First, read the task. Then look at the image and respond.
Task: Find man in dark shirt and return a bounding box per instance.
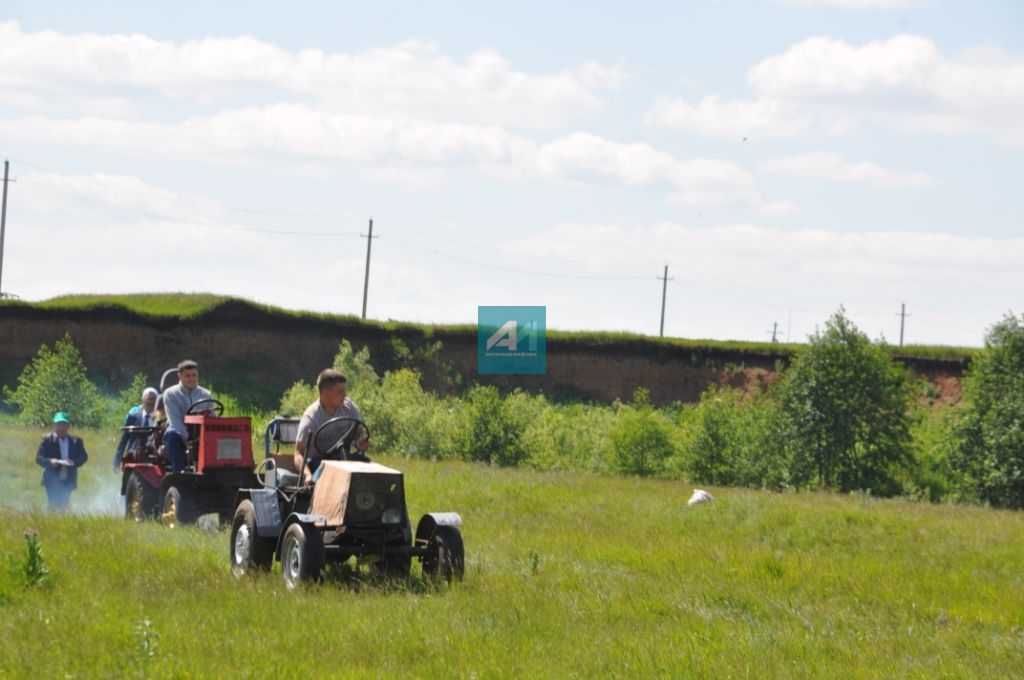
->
[36,411,89,512]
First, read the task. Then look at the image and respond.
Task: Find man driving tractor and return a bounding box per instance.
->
[162,359,214,471]
[294,368,371,483]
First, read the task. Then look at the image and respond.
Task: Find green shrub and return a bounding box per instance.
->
[524,401,614,474]
[115,373,151,419]
[949,313,1024,508]
[360,368,448,459]
[453,385,528,466]
[608,388,676,476]
[677,386,788,489]
[3,333,106,428]
[777,310,913,495]
[279,381,317,418]
[332,339,380,400]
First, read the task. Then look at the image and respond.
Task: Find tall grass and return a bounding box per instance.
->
[0,422,1021,677]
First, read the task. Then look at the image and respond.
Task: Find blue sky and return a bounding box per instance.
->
[1,0,1021,345]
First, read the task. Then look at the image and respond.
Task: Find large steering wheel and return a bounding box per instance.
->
[187,398,224,417]
[311,416,370,461]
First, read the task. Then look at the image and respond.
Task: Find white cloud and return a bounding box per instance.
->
[649,34,1024,145]
[535,132,795,213]
[0,21,624,130]
[4,112,789,212]
[646,95,812,140]
[759,152,936,187]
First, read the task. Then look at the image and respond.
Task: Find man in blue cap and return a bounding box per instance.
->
[36,411,89,511]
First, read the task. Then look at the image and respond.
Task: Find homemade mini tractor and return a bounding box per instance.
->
[230,415,465,588]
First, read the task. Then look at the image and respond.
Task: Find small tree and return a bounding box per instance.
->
[4,333,105,427]
[949,313,1024,508]
[777,310,913,495]
[609,388,676,476]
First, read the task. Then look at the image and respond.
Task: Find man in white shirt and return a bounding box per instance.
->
[294,369,370,483]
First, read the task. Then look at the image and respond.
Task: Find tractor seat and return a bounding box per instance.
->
[264,454,301,488]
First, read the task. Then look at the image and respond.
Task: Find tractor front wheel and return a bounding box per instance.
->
[161,485,198,528]
[230,500,274,577]
[422,526,465,583]
[125,472,157,522]
[281,523,324,590]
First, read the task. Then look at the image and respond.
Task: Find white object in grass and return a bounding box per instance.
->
[688,489,714,506]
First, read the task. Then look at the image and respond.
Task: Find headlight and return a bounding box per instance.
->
[355,491,376,510]
[381,507,402,524]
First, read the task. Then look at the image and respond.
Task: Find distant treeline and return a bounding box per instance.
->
[3,310,1022,508]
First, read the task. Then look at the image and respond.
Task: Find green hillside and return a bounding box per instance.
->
[1,423,1020,677]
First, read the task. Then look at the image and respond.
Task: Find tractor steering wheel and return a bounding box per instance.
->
[187,398,224,417]
[311,416,370,462]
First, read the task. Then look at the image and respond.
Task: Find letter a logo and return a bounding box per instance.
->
[486,320,518,351]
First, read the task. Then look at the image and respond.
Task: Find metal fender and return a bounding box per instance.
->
[415,512,463,545]
[235,488,284,538]
[275,512,327,560]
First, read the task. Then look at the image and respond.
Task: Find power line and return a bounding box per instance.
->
[17,179,361,237]
[12,158,367,222]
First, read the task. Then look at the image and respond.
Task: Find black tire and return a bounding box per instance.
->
[161,485,198,528]
[281,523,325,590]
[371,553,412,582]
[230,500,274,577]
[422,526,465,583]
[124,472,157,522]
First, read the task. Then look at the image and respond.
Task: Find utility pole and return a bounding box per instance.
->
[0,160,9,297]
[657,265,672,337]
[897,303,910,347]
[360,218,378,320]
[771,321,778,343]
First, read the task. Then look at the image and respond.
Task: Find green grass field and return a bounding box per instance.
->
[1,422,1021,677]
[1,292,978,361]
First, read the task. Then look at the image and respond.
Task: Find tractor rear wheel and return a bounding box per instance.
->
[125,472,157,522]
[422,526,465,583]
[161,485,198,528]
[230,500,274,577]
[281,523,324,590]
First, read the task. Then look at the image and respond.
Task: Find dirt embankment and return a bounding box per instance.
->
[0,301,967,407]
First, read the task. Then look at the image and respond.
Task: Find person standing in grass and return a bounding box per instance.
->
[36,411,89,512]
[113,387,159,471]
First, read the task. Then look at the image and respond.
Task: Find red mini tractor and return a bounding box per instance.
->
[120,397,259,527]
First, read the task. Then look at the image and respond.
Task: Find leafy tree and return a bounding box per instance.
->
[609,388,676,476]
[3,333,106,427]
[949,313,1024,508]
[777,310,913,494]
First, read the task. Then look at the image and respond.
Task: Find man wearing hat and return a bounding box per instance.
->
[35,411,90,511]
[114,387,159,471]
